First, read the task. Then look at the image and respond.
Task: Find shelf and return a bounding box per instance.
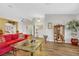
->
[54,24,65,43]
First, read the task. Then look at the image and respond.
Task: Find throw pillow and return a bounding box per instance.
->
[19,33,24,39]
[0,36,5,43]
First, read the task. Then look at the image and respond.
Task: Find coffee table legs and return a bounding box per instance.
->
[31,52,34,56]
[12,48,17,56]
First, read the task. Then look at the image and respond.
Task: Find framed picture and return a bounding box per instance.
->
[48,23,52,29]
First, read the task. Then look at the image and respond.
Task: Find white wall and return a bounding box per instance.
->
[32,17,45,37]
[18,17,33,34]
[45,14,78,43]
[18,17,27,34]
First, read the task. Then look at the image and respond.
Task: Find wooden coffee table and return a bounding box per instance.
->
[12,38,44,56]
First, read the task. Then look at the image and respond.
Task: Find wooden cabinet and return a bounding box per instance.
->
[54,24,65,43]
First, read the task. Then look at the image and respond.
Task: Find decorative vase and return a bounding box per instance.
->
[71,38,78,46]
[71,31,78,46]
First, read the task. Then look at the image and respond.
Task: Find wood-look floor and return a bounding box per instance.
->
[4,42,79,56]
[44,42,79,56]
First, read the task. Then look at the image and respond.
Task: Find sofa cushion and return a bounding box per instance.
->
[6,38,24,45]
[11,34,18,40]
[4,34,12,42]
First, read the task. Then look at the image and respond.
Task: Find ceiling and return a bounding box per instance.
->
[0,3,79,19]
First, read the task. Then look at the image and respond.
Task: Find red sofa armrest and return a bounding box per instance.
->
[24,34,30,39]
[0,46,14,55]
[0,42,9,49]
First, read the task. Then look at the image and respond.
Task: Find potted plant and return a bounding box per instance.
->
[67,20,79,45]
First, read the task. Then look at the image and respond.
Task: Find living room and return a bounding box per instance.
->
[0,3,79,56]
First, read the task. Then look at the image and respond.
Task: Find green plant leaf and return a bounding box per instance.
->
[67,20,79,32]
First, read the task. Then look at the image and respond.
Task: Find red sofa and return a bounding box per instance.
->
[0,33,29,55]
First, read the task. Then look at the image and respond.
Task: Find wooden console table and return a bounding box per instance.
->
[12,38,44,56]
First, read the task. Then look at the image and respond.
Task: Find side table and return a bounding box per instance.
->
[43,35,48,44]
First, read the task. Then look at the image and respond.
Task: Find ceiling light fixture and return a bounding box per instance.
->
[8,5,13,8]
[8,4,16,8]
